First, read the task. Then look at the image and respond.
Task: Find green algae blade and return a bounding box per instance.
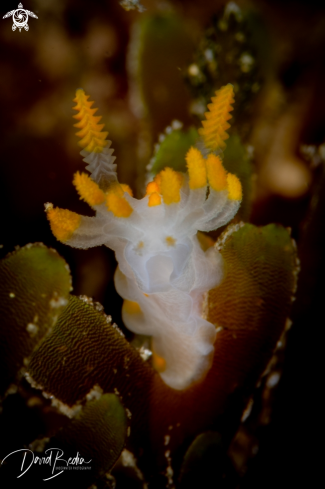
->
[150,127,198,175]
[132,13,194,136]
[27,295,153,407]
[0,243,71,394]
[207,223,298,388]
[179,432,231,489]
[55,394,127,476]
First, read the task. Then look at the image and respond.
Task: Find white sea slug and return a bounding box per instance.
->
[46,85,242,390]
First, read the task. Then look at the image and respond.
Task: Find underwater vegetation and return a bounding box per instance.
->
[0,1,324,488]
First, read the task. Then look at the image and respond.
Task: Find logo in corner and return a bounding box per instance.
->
[3,3,38,32]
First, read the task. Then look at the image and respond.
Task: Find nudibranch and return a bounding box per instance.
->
[46,84,242,390]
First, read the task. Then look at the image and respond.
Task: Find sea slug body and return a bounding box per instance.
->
[46,85,242,390]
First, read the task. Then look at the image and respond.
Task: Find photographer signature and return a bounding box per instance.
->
[1,448,92,481]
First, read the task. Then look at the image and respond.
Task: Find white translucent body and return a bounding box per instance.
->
[66,157,240,390]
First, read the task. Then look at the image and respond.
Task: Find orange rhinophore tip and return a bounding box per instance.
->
[73,89,109,153]
[146,180,161,207]
[227,173,242,201]
[73,172,106,206]
[186,147,207,189]
[106,183,133,218]
[148,192,162,207]
[206,154,227,192]
[198,84,234,152]
[159,167,183,205]
[145,181,160,196]
[45,204,81,242]
[120,183,133,197]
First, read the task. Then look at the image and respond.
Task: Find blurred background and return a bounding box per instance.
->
[0,0,324,487]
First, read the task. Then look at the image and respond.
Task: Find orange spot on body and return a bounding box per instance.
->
[165,236,176,246]
[123,300,142,314]
[152,350,166,373]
